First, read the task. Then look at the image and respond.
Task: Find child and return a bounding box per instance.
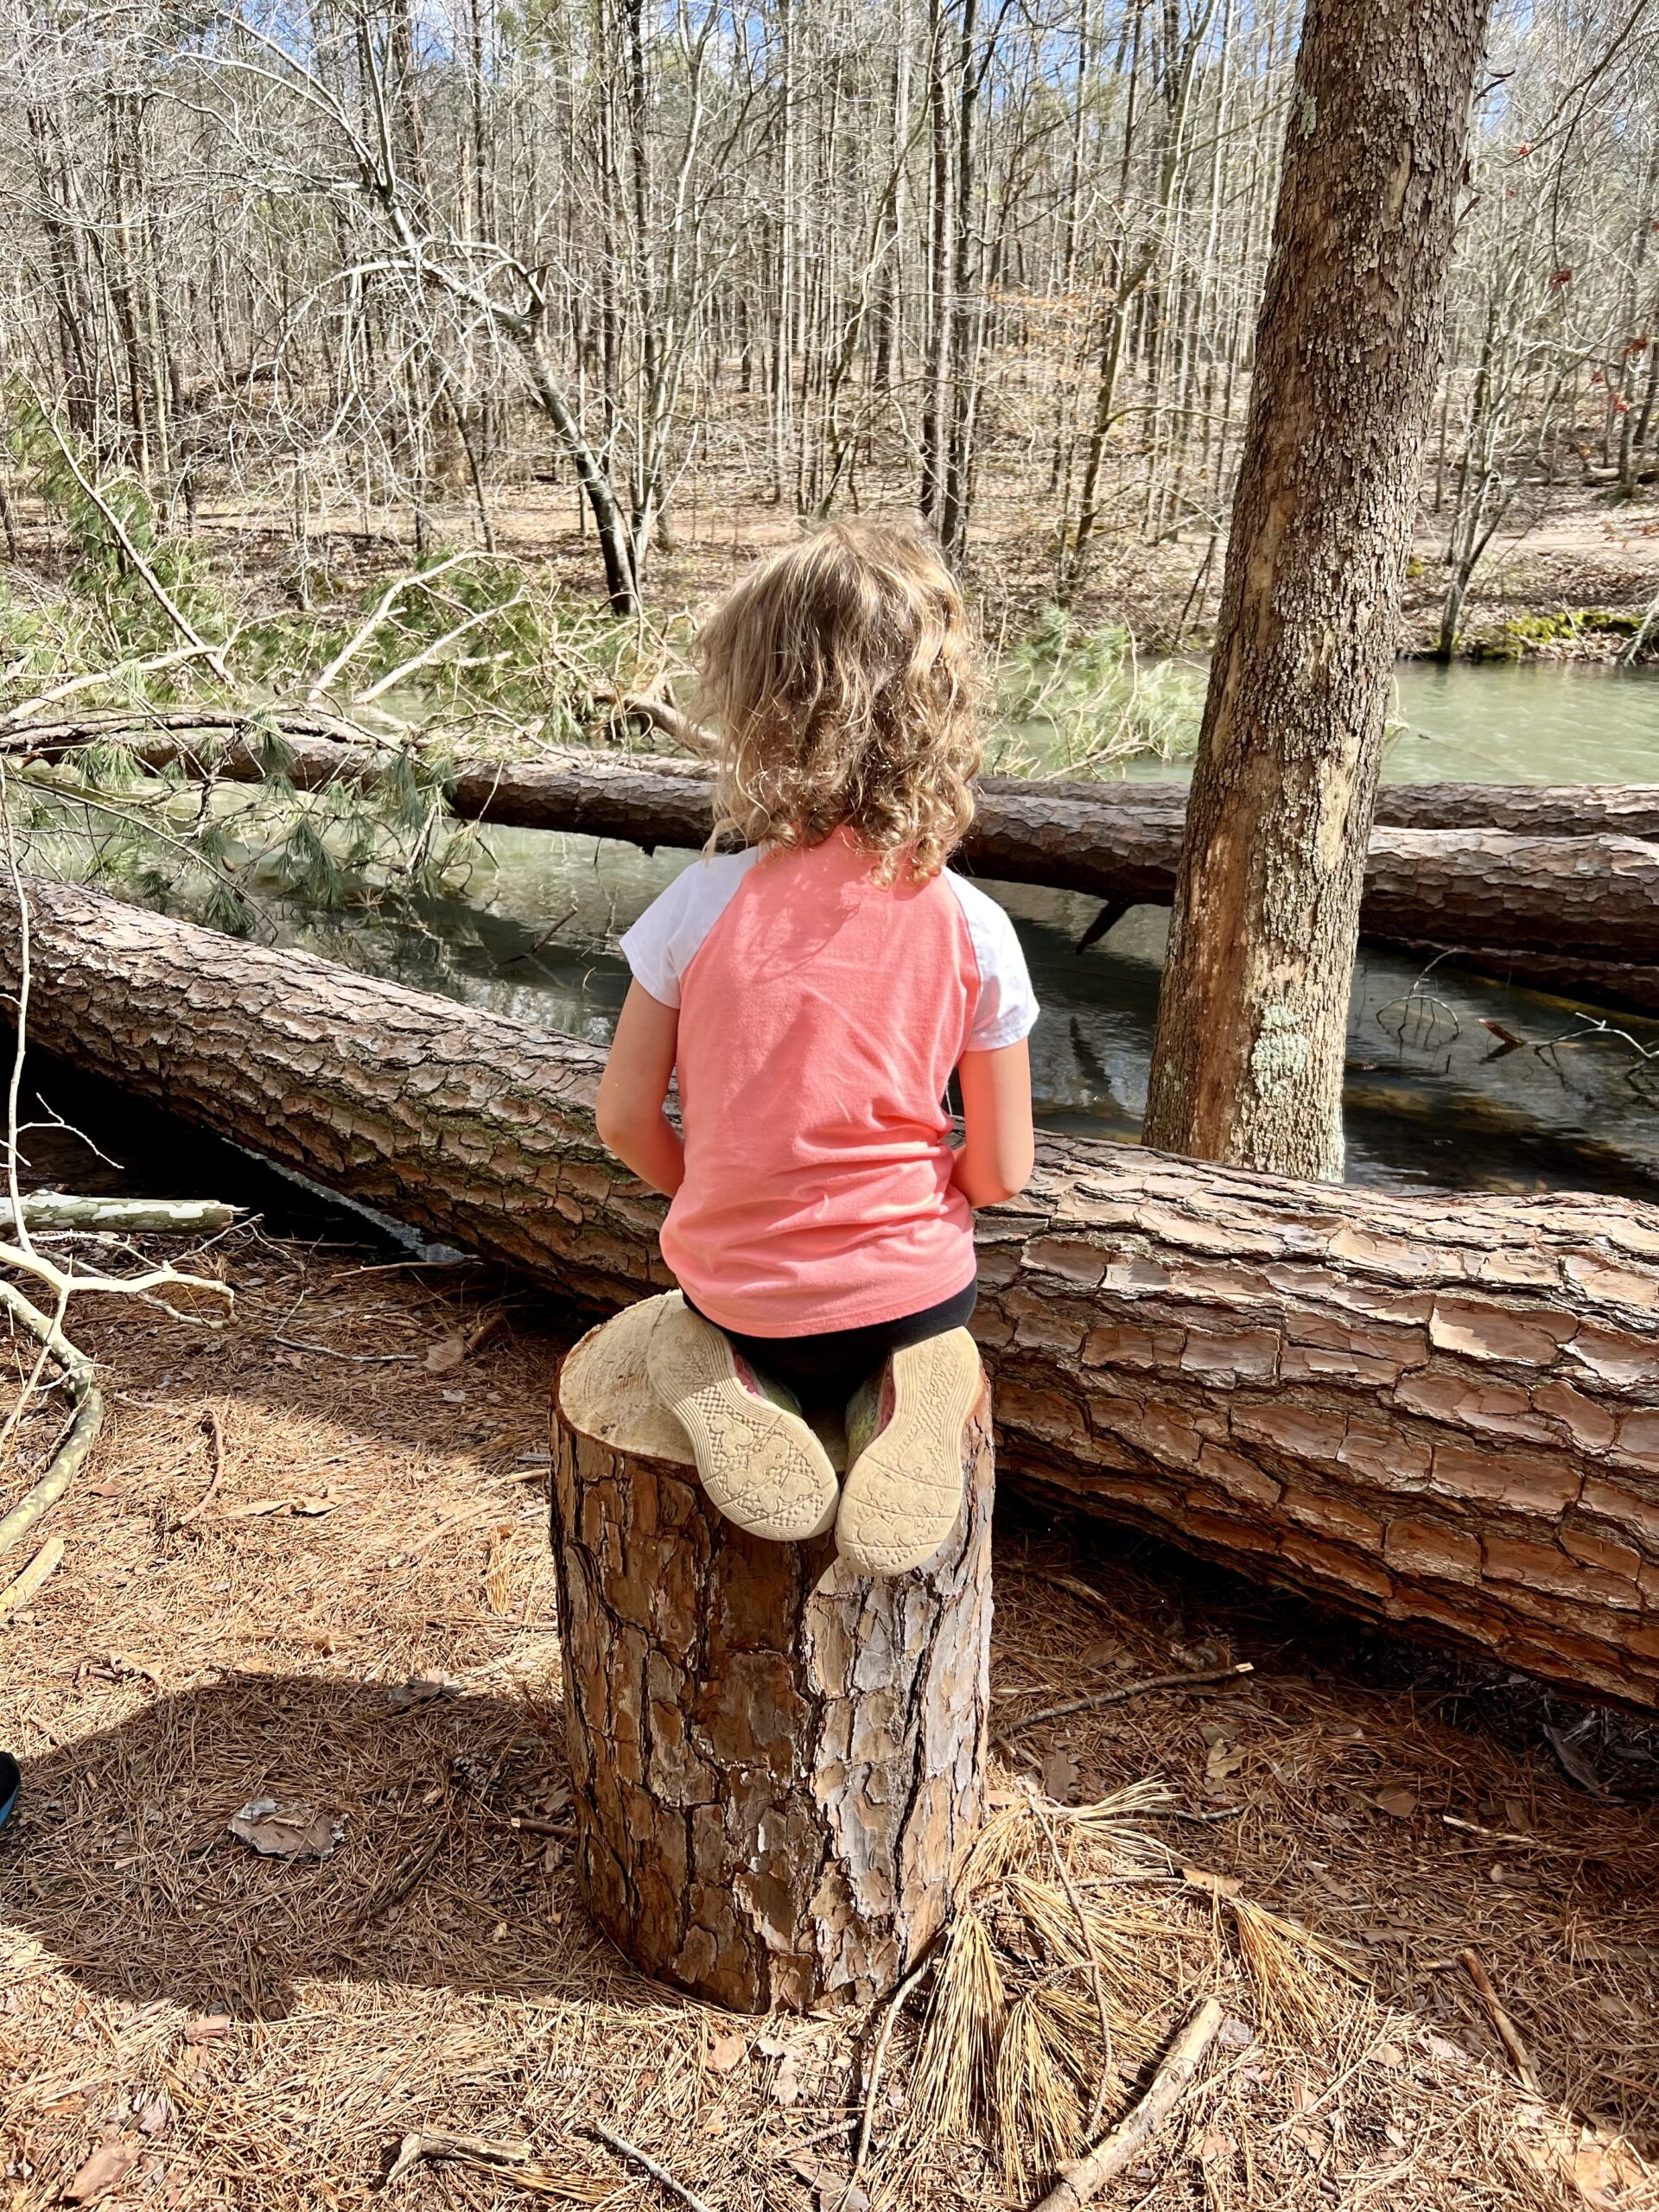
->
[594,520,1037,1575]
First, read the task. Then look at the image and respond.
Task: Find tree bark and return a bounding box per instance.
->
[550,1294,994,2012]
[11,879,1659,1712]
[17,717,1659,966]
[1143,0,1496,1179]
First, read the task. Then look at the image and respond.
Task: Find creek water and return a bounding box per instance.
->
[238,658,1659,1205]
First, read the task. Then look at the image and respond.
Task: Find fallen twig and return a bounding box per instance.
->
[1459,1948,1542,2096]
[272,1332,421,1365]
[174,1407,226,1526]
[0,1281,103,1564]
[1029,1995,1225,2211]
[353,1826,448,1929]
[591,2121,716,2212]
[384,2129,613,2201]
[847,1945,939,2192]
[0,1533,64,1620]
[994,1664,1253,1745]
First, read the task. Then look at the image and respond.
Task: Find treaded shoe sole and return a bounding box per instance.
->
[836,1328,982,1576]
[646,1299,838,1541]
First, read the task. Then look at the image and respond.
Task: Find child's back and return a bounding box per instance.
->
[596,518,1037,1574]
[622,829,1033,1337]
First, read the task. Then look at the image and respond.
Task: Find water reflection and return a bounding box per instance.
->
[270,823,1659,1203]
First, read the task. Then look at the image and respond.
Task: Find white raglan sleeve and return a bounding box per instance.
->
[617,849,758,1008]
[946,874,1040,1051]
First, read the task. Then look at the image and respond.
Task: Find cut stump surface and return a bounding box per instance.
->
[549,1294,994,2012]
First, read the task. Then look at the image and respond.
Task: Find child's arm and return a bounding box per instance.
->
[595,982,686,1196]
[952,1039,1035,1209]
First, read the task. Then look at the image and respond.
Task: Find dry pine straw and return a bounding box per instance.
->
[0,1230,1656,2212]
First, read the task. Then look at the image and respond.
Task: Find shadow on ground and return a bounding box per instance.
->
[2,1672,609,2019]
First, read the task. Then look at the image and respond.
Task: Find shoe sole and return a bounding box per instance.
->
[836,1329,982,1576]
[646,1300,838,1541]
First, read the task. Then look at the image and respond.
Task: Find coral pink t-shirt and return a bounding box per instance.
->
[619,834,1038,1337]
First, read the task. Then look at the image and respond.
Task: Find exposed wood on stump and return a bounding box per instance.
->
[12,880,1659,1709]
[18,715,1659,969]
[550,1296,994,2011]
[1142,0,1496,1178]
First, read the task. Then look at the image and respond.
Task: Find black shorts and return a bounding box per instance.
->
[683,1280,978,1410]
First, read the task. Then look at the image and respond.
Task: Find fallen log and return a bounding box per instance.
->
[16,715,1659,965]
[10,879,1659,1709]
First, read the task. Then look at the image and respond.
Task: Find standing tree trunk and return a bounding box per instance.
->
[551,1296,995,2010]
[1143,0,1494,1180]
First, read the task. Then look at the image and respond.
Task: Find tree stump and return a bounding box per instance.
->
[549,1293,994,2012]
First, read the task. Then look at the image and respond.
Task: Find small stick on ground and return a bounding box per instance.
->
[175,1407,226,1526]
[1030,1996,1225,2211]
[995,1665,1253,1746]
[591,2122,716,2212]
[0,1532,64,1620]
[1459,1948,1542,2096]
[847,1947,938,2191]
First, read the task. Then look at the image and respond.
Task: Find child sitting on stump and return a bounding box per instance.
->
[594,519,1037,1574]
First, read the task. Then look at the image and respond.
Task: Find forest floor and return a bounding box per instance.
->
[3,1225,1658,2211]
[143,478,1659,663]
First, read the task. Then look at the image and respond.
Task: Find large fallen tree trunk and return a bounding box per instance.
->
[11,878,1659,1709]
[17,715,1659,965]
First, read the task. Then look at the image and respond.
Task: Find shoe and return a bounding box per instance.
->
[836,1328,982,1576]
[646,1296,838,1541]
[0,1751,17,1829]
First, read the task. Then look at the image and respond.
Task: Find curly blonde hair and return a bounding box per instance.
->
[694,518,982,884]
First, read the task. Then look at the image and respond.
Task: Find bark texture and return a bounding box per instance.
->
[13,880,1659,1709]
[1142,0,1496,1179]
[550,1295,994,2011]
[18,715,1659,964]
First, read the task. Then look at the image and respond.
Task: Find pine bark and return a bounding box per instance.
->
[1142,0,1497,1179]
[18,718,1659,964]
[550,1297,994,2012]
[10,879,1659,1711]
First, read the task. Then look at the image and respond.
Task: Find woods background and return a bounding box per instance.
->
[6,0,1659,645]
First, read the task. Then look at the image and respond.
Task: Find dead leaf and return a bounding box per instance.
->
[704,2031,747,2074]
[221,1497,290,1519]
[772,2050,802,2107]
[786,2148,868,2209]
[137,2094,172,2136]
[64,2139,140,2202]
[426,1336,467,1374]
[290,1496,338,1517]
[1543,1723,1611,1797]
[1040,1745,1081,1802]
[1372,1786,1418,1820]
[1205,1740,1247,1782]
[1182,1865,1242,1898]
[1194,2128,1236,2165]
[226,1798,345,1861]
[182,2013,232,2044]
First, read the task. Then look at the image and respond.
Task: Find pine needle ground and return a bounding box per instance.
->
[2,1227,1656,2209]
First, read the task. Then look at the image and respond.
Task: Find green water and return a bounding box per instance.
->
[257,659,1659,1201]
